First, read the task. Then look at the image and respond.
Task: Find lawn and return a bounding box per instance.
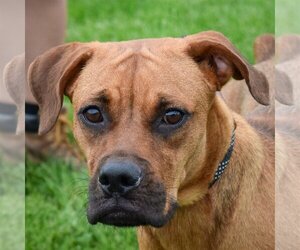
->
[26,0,274,249]
[0,160,25,250]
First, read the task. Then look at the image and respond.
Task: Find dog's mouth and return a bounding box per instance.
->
[88,202,140,227]
[87,196,177,227]
[87,171,178,227]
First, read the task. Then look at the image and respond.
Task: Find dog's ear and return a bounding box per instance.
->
[277,35,300,63]
[253,34,275,63]
[275,69,294,105]
[185,31,269,105]
[28,42,94,135]
[3,54,26,134]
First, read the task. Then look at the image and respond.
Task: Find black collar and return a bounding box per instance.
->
[209,124,236,188]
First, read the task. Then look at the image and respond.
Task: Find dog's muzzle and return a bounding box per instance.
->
[87,154,177,227]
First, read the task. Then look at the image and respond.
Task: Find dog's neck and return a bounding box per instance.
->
[177,96,237,205]
[144,96,268,250]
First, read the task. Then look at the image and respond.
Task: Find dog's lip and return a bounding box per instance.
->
[87,196,178,227]
[99,209,140,226]
[87,201,141,224]
[101,204,139,217]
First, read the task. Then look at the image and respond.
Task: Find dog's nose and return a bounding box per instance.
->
[99,160,142,196]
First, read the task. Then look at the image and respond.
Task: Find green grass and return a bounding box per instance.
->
[26,0,274,249]
[67,0,274,63]
[276,0,300,35]
[26,159,137,250]
[0,160,25,250]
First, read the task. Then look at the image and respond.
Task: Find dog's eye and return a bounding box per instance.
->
[83,107,103,123]
[152,108,189,136]
[163,110,184,125]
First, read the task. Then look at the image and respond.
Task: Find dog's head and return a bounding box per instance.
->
[28,31,269,227]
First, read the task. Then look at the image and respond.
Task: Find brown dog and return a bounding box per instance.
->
[28,31,274,249]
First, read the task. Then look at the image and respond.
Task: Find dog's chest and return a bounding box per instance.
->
[150,202,215,250]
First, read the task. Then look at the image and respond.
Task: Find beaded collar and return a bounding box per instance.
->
[209,124,236,188]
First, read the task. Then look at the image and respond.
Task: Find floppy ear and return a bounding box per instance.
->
[275,69,294,105]
[185,31,269,105]
[253,34,275,63]
[28,42,94,135]
[3,54,25,134]
[276,35,300,63]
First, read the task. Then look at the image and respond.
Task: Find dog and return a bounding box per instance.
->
[28,31,274,249]
[274,35,300,249]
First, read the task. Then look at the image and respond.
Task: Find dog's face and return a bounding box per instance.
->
[28,31,269,227]
[71,39,213,227]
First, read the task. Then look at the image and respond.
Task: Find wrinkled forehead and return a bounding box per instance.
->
[72,38,209,111]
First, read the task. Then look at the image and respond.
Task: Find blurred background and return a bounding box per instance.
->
[0,1,25,250]
[24,0,274,249]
